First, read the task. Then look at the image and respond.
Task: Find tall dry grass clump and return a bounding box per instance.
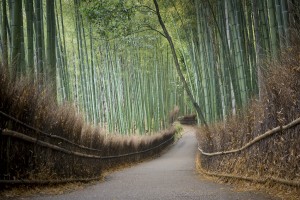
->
[168,106,179,124]
[0,70,176,185]
[196,34,300,194]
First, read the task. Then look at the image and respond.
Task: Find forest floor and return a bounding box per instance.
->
[9,126,277,200]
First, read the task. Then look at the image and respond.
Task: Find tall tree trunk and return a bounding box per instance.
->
[152,0,208,127]
[58,0,71,101]
[281,0,289,46]
[11,0,24,80]
[253,0,266,100]
[35,0,44,83]
[268,0,279,57]
[46,0,57,99]
[25,0,34,78]
[1,0,8,70]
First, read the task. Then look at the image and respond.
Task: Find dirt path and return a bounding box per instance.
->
[24,127,276,200]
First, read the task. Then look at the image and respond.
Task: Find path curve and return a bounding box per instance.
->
[27,127,275,200]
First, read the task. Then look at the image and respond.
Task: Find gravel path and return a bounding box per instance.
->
[24,127,276,200]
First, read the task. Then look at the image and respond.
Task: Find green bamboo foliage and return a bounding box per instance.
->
[166,0,295,123]
[92,36,181,134]
[60,9,182,134]
[55,0,71,101]
[0,0,297,134]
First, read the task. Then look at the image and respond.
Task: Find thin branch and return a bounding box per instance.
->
[143,24,166,38]
[152,0,208,127]
[133,5,156,13]
[91,25,166,42]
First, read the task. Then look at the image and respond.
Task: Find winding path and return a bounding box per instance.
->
[27,127,275,200]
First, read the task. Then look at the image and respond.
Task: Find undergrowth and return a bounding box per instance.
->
[196,34,300,199]
[0,69,176,185]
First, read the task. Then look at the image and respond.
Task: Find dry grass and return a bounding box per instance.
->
[0,182,85,199]
[169,106,179,124]
[0,68,177,190]
[0,130,179,199]
[195,153,300,200]
[196,34,300,198]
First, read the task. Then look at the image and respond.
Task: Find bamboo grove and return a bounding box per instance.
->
[166,0,299,122]
[0,0,299,134]
[0,0,188,135]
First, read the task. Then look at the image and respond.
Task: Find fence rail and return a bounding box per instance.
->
[197,163,300,187]
[0,110,175,185]
[101,135,174,159]
[198,117,300,156]
[1,129,174,160]
[0,110,102,152]
[1,130,102,159]
[197,117,300,187]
